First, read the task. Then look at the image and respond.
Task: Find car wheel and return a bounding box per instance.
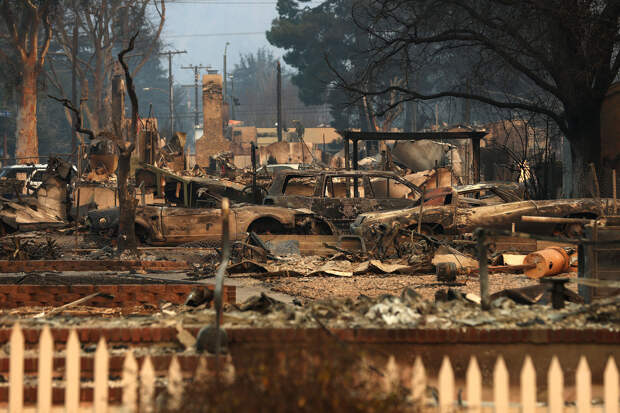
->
[247,217,286,234]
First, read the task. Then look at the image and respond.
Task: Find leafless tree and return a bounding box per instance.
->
[334,0,620,195]
[49,0,165,135]
[116,30,139,253]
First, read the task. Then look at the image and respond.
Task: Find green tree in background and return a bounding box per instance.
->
[267,0,371,130]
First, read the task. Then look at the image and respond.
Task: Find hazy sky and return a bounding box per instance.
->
[160,1,286,86]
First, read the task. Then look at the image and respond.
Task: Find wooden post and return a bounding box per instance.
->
[74,143,82,250]
[613,169,617,214]
[417,187,426,234]
[476,228,490,310]
[3,134,7,165]
[352,139,358,170]
[472,138,481,183]
[590,163,601,199]
[251,142,258,203]
[344,139,350,170]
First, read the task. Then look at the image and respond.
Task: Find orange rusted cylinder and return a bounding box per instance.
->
[523,247,570,279]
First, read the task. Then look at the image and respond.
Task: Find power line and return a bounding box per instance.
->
[165,31,264,38]
[167,1,278,4]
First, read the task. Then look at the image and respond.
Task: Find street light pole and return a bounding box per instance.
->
[223,42,230,102]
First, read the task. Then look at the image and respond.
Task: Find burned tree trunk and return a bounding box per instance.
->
[115,32,140,254]
[0,1,54,164]
[15,65,39,163]
[116,141,137,252]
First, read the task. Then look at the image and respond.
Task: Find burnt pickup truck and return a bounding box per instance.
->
[88,204,333,245]
[263,170,425,231]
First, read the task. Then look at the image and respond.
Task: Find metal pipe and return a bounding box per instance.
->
[214,198,231,375]
[276,61,282,142]
[521,216,594,224]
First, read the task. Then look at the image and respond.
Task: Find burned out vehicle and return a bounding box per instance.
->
[351,197,609,239]
[88,204,333,245]
[135,164,253,209]
[264,170,524,232]
[263,170,425,231]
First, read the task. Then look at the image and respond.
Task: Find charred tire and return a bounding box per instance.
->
[247,217,287,235]
[311,218,333,235]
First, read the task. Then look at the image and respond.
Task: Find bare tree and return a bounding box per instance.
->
[0,0,55,163]
[116,31,139,253]
[49,31,140,254]
[50,0,165,134]
[335,0,620,195]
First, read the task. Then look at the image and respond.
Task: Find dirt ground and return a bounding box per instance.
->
[259,272,579,302]
[1,231,581,305]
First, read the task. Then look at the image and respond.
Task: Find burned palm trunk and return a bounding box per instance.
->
[115,32,140,254]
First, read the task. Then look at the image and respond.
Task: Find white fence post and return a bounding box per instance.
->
[604,356,619,413]
[37,325,53,413]
[548,356,564,413]
[466,356,481,413]
[122,350,138,413]
[94,336,109,413]
[65,329,81,413]
[167,356,183,410]
[140,355,155,413]
[521,355,536,413]
[576,356,592,413]
[438,356,454,412]
[9,323,24,413]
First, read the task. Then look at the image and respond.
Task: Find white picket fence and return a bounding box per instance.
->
[5,323,620,412]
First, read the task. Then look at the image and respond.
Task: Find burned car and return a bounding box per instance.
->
[263,170,425,231]
[135,164,252,209]
[88,204,333,245]
[420,181,524,208]
[351,197,609,240]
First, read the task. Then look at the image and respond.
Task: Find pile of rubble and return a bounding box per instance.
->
[218,288,620,330]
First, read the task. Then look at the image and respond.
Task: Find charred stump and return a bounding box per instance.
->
[116,141,137,252]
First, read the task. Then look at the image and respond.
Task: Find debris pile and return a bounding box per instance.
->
[218,289,620,330]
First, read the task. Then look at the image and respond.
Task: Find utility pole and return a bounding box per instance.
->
[230,75,235,120]
[159,50,187,138]
[276,61,282,142]
[181,64,210,129]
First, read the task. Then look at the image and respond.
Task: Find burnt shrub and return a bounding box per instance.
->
[163,344,417,413]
